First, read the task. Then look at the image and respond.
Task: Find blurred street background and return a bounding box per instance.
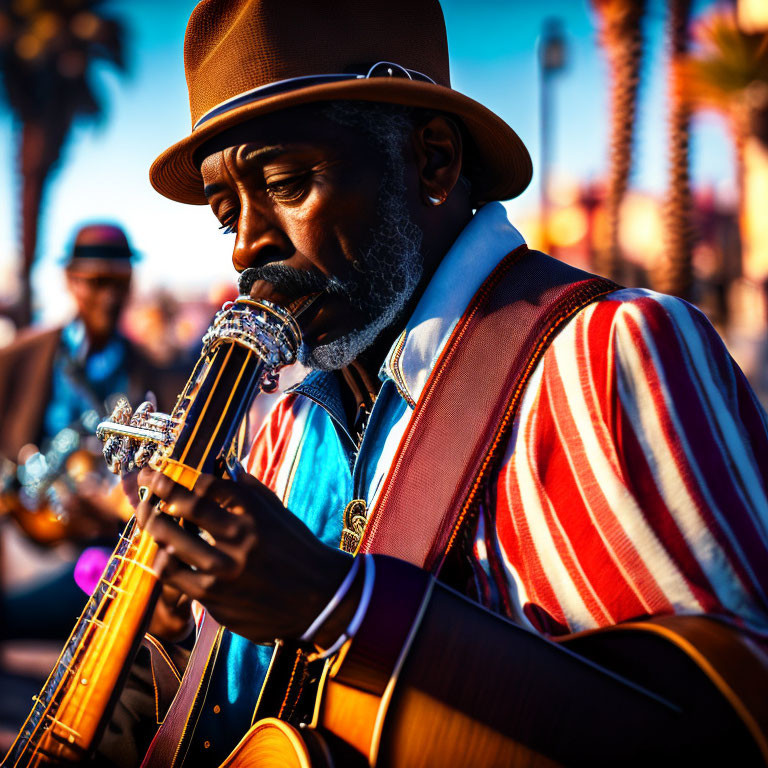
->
[0,0,766,389]
[0,0,767,751]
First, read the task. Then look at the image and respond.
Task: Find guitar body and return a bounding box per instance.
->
[220,585,768,767]
[220,719,332,768]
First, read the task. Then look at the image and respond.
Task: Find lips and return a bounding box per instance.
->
[247,283,325,333]
[287,292,322,318]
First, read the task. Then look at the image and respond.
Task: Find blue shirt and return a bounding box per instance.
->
[186,203,526,762]
[42,320,130,439]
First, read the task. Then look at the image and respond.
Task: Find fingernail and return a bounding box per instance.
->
[153,547,168,576]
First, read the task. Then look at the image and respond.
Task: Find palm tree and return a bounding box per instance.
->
[655,0,695,299]
[680,8,768,286]
[591,0,647,281]
[0,0,126,327]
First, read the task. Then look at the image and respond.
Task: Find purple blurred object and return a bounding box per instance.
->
[74,546,111,594]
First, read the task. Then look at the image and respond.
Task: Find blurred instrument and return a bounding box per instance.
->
[0,419,132,546]
[1,297,301,767]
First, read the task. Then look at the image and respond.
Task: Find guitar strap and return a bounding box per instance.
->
[141,245,618,767]
[357,245,618,572]
[140,613,223,768]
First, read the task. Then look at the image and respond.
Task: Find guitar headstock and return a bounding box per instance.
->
[97,398,179,475]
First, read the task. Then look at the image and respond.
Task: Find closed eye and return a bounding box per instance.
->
[265,172,312,203]
[218,211,239,236]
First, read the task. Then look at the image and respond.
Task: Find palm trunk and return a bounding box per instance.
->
[17,122,54,328]
[593,0,647,281]
[655,0,694,298]
[741,96,768,284]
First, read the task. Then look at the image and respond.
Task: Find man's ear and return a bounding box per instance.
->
[412,115,464,206]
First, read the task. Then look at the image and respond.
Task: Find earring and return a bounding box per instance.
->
[428,194,444,206]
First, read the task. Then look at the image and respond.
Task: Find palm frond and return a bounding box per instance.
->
[681,8,768,111]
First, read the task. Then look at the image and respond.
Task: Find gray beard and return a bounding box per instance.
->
[301,173,423,371]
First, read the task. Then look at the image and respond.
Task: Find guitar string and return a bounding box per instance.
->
[13,524,140,765]
[23,525,145,765]
[61,346,243,748]
[178,343,235,465]
[61,530,159,750]
[21,532,139,766]
[22,341,241,765]
[16,320,218,764]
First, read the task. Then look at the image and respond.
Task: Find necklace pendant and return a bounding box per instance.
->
[340,498,367,553]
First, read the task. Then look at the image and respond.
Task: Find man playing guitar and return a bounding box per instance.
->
[89,0,768,764]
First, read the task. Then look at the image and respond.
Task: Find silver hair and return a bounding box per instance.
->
[300,102,425,370]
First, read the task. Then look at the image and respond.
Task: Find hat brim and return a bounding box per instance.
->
[65,259,133,276]
[150,79,532,205]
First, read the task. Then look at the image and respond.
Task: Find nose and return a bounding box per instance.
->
[232,199,293,272]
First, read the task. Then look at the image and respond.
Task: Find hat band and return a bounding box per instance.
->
[69,244,132,262]
[193,61,437,131]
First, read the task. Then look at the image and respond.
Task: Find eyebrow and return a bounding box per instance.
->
[203,145,290,200]
[242,144,288,164]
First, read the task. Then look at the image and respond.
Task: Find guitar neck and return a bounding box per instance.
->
[2,332,272,767]
[2,520,160,766]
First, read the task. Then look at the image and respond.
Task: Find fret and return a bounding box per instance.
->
[84,617,108,630]
[115,554,159,578]
[2,299,300,767]
[44,714,81,742]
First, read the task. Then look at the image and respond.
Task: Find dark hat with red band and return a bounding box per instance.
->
[65,224,134,276]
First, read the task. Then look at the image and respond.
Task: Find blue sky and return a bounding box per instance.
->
[0,0,731,322]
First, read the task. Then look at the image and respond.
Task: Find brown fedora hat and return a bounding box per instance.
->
[150,0,532,205]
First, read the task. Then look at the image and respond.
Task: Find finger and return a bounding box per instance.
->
[147,474,249,541]
[159,584,192,618]
[121,470,140,507]
[145,469,273,518]
[155,551,218,603]
[136,493,158,528]
[146,511,235,574]
[149,582,194,644]
[137,465,160,490]
[197,472,285,518]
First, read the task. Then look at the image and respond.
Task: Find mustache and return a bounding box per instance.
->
[237,264,350,300]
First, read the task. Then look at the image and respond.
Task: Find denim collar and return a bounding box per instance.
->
[288,369,355,448]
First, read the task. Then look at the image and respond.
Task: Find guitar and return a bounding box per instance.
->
[6,293,767,766]
[1,297,302,767]
[220,577,768,767]
[0,425,133,547]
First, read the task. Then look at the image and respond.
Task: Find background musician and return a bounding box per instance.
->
[0,224,145,632]
[101,0,768,764]
[0,224,187,748]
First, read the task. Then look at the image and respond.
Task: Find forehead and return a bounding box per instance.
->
[197,106,351,173]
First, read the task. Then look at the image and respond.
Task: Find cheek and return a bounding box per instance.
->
[283,181,380,276]
[69,284,91,314]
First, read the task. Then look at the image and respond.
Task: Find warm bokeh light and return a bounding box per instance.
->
[549,205,589,248]
[618,193,665,267]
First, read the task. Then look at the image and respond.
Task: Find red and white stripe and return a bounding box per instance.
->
[494,289,768,635]
[246,394,307,502]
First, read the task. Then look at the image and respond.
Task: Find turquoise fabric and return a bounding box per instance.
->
[42,320,129,439]
[185,372,358,763]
